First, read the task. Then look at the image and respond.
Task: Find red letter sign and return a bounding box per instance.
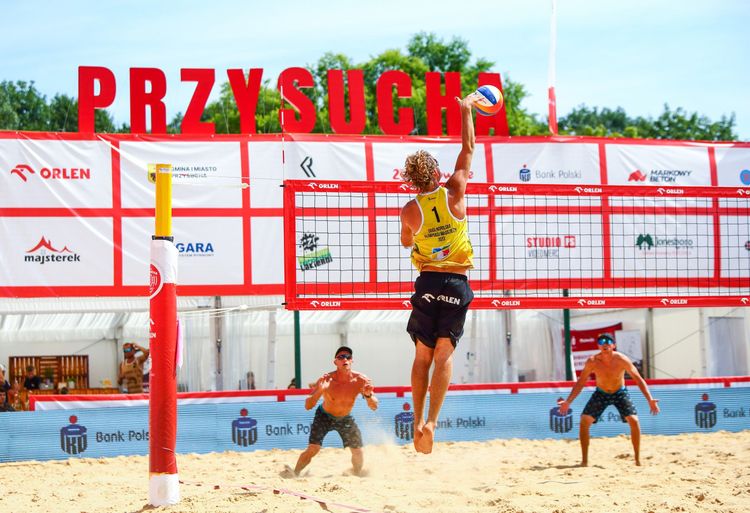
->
[425,72,462,136]
[181,68,215,135]
[327,70,366,134]
[376,70,414,135]
[78,66,116,133]
[277,67,316,133]
[130,68,168,134]
[227,69,263,134]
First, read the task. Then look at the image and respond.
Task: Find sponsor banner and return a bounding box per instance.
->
[719,216,750,278]
[0,217,114,286]
[569,323,623,371]
[491,143,601,184]
[294,218,369,284]
[496,215,604,280]
[2,386,748,462]
[120,142,243,208]
[610,215,714,278]
[121,217,244,286]
[251,217,285,285]
[371,142,488,207]
[606,144,711,186]
[249,142,367,209]
[0,139,112,208]
[715,147,750,187]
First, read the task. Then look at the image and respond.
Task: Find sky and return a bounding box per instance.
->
[1,0,748,139]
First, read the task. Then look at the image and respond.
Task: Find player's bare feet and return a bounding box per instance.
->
[413,421,424,452]
[579,460,588,467]
[416,421,435,454]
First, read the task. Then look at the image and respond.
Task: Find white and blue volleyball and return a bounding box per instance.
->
[472,85,504,116]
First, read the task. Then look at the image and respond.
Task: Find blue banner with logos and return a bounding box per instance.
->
[1,386,748,462]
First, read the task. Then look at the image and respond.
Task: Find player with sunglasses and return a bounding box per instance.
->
[292,346,378,476]
[557,333,660,466]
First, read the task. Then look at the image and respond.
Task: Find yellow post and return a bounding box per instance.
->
[153,163,173,236]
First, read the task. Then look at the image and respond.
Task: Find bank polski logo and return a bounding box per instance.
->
[395,403,414,441]
[519,164,531,182]
[549,399,573,433]
[60,415,88,455]
[740,169,750,185]
[695,393,717,429]
[232,408,258,447]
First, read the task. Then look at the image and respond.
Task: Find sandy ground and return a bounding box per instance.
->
[1,431,749,513]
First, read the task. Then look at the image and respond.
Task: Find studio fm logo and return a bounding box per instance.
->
[297,232,333,271]
[10,163,91,182]
[526,235,576,259]
[232,408,259,447]
[626,168,692,184]
[395,403,414,441]
[24,237,81,265]
[175,241,215,257]
[60,415,88,455]
[549,398,574,433]
[695,393,717,429]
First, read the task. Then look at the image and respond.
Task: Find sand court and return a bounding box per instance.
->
[1,430,748,513]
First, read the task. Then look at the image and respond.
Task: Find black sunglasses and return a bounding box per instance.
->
[335,354,352,360]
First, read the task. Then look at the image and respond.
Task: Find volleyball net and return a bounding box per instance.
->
[283,180,750,310]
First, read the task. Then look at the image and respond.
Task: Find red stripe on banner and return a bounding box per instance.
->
[283,182,298,306]
[599,143,612,279]
[365,142,378,286]
[708,146,722,279]
[484,142,498,283]
[111,141,122,288]
[240,142,252,287]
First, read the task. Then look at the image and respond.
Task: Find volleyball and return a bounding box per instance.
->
[471,85,504,116]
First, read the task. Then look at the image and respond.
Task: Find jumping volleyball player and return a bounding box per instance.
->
[399,94,476,454]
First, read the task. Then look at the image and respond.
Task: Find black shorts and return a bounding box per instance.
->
[406,271,474,348]
[308,405,363,449]
[582,387,637,423]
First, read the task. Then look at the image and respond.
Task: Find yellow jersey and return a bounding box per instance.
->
[410,186,473,272]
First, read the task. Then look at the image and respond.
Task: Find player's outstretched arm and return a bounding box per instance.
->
[622,355,660,414]
[445,95,476,199]
[558,359,594,415]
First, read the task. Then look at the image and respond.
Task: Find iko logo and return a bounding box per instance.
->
[24,237,81,265]
[695,393,717,429]
[60,415,88,455]
[300,156,315,178]
[421,293,435,303]
[628,169,647,182]
[550,399,574,433]
[232,408,259,447]
[740,169,750,186]
[176,241,214,257]
[395,403,414,441]
[519,164,531,182]
[10,163,91,182]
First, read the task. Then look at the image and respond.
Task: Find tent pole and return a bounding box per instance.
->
[563,289,572,380]
[294,311,301,388]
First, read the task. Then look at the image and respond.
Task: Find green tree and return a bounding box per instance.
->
[0,81,49,131]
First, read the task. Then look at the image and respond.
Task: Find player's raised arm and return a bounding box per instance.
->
[445,95,476,199]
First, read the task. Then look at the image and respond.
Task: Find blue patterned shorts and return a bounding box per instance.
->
[582,387,637,423]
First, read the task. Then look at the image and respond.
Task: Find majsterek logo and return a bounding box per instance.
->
[24,237,81,264]
[10,164,91,182]
[628,169,647,182]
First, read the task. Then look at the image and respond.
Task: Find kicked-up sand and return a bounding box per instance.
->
[1,431,748,513]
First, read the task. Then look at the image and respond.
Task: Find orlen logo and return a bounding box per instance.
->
[491,299,520,307]
[574,186,602,194]
[10,164,91,182]
[309,300,341,308]
[660,298,688,306]
[308,183,339,190]
[628,169,647,182]
[488,185,517,193]
[656,187,684,195]
[577,299,606,306]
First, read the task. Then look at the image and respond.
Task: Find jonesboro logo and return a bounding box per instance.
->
[628,168,692,183]
[635,233,694,252]
[232,408,258,447]
[25,237,81,264]
[10,164,91,183]
[176,241,215,257]
[60,415,88,455]
[395,402,415,441]
[526,235,577,259]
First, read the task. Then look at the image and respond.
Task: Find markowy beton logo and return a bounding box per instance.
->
[232,408,258,447]
[10,163,91,182]
[628,169,647,182]
[395,403,414,441]
[25,237,81,265]
[549,398,574,433]
[695,393,717,429]
[60,415,88,455]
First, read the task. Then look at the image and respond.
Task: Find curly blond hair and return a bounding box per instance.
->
[401,150,439,192]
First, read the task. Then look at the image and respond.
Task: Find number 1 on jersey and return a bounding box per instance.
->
[431,206,441,223]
